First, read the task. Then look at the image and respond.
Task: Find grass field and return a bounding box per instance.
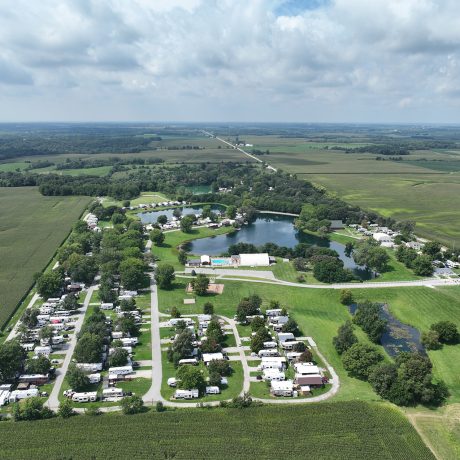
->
[0,402,433,459]
[407,404,460,460]
[0,187,90,329]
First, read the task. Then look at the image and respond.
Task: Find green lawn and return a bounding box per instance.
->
[0,187,90,329]
[0,402,434,459]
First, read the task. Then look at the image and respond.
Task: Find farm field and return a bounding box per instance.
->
[220,133,460,246]
[0,187,90,328]
[0,402,433,459]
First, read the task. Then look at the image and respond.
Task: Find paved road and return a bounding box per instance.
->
[142,273,163,405]
[195,274,460,290]
[47,285,96,410]
[6,292,40,341]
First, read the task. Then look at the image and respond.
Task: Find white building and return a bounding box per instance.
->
[202,353,224,365]
[294,363,320,375]
[373,232,392,243]
[234,253,271,267]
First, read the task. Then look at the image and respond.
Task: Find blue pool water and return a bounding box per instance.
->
[211,258,231,266]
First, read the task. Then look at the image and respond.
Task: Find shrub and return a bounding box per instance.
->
[121,395,145,415]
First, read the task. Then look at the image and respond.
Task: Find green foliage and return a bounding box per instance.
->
[109,348,129,367]
[353,301,387,344]
[178,250,188,265]
[342,343,384,380]
[180,215,194,233]
[250,328,271,353]
[13,397,54,422]
[281,318,301,336]
[412,255,434,276]
[177,365,206,394]
[36,270,64,299]
[313,257,354,283]
[333,321,358,355]
[191,274,210,296]
[67,365,90,391]
[167,329,194,365]
[58,399,75,419]
[421,330,442,350]
[352,240,390,273]
[65,253,97,284]
[170,306,181,318]
[121,395,145,415]
[149,229,165,246]
[250,316,265,332]
[25,356,51,375]
[298,349,313,362]
[119,258,146,290]
[430,321,460,344]
[157,215,168,225]
[203,302,214,315]
[340,289,353,305]
[206,319,225,344]
[422,241,442,259]
[155,264,175,289]
[0,340,26,382]
[155,401,165,412]
[208,359,232,377]
[74,333,104,363]
[115,316,140,337]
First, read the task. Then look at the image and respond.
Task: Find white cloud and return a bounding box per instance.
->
[0,0,459,121]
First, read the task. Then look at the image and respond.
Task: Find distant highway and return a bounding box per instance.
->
[201,130,277,171]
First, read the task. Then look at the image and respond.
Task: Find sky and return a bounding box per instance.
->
[0,0,459,123]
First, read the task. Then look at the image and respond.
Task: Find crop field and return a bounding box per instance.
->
[0,187,90,328]
[0,402,433,459]
[219,134,460,246]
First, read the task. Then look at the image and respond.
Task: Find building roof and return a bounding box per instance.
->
[373,232,392,242]
[202,352,224,363]
[271,380,293,391]
[236,253,270,266]
[294,363,320,375]
[295,374,324,385]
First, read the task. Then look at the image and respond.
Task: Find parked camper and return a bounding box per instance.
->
[205,386,220,395]
[37,314,50,323]
[0,390,10,406]
[102,388,123,399]
[258,349,280,358]
[9,388,40,402]
[263,369,286,382]
[54,310,71,317]
[50,323,65,331]
[51,335,64,345]
[22,343,35,352]
[174,389,199,399]
[100,303,114,310]
[281,341,302,350]
[76,362,103,372]
[39,306,54,315]
[169,318,194,327]
[178,358,198,366]
[18,374,49,385]
[49,316,69,324]
[71,392,97,403]
[265,309,283,317]
[120,337,138,346]
[112,331,124,339]
[34,346,52,357]
[108,366,133,375]
[87,373,101,384]
[263,341,277,349]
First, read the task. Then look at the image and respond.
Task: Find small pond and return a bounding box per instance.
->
[138,205,224,224]
[348,303,425,357]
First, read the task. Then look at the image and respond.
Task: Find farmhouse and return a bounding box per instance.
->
[270,380,294,397]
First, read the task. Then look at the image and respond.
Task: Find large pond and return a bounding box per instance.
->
[140,207,372,280]
[349,303,425,357]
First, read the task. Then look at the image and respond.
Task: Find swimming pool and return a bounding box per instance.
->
[211,258,231,266]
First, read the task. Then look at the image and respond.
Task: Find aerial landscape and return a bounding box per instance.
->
[0,1,460,459]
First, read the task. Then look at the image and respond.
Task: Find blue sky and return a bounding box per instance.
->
[0,0,459,123]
